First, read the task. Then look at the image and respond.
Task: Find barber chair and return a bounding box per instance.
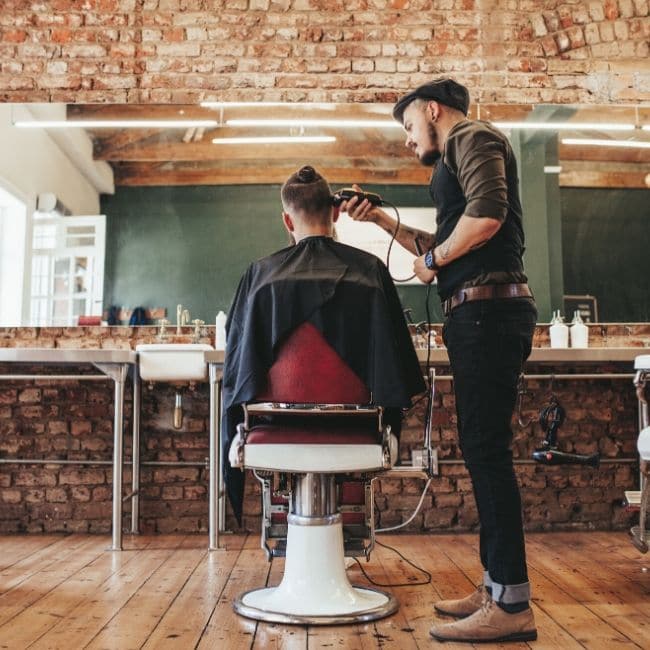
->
[630,355,650,553]
[230,322,399,624]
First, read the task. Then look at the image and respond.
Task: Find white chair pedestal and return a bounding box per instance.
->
[234,514,397,624]
[233,473,397,625]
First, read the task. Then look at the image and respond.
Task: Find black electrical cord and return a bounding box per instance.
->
[352,539,432,587]
[381,199,418,284]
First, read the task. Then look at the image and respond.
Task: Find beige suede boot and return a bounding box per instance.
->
[434,584,489,618]
[429,599,537,643]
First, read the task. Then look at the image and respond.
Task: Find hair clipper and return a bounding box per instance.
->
[332,188,383,207]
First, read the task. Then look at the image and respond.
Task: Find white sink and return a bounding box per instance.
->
[136,343,214,382]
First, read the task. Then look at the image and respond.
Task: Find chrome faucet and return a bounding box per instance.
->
[158,318,170,341]
[176,304,190,334]
[192,318,205,343]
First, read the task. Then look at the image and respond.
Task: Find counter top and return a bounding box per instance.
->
[416,347,645,365]
[0,347,644,367]
[0,349,137,364]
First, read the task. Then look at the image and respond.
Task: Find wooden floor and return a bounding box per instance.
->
[0,532,648,649]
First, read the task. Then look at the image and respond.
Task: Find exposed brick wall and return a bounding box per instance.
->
[1,1,648,103]
[0,325,647,535]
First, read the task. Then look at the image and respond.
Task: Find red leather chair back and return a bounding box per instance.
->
[256,322,370,404]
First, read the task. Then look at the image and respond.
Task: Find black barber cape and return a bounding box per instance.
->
[222,236,425,523]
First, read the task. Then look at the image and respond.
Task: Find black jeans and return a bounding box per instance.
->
[442,297,537,603]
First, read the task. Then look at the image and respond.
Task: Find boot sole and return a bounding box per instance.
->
[429,629,538,643]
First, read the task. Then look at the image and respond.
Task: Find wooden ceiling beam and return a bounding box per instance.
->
[559,143,650,164]
[559,170,648,189]
[112,163,430,187]
[558,160,649,188]
[95,138,410,162]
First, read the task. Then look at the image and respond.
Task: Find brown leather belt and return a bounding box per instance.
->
[442,283,533,316]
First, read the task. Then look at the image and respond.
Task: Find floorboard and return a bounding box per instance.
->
[0,532,647,649]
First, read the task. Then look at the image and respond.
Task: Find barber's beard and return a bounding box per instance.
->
[419,122,442,166]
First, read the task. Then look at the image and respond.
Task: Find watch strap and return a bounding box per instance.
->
[425,248,440,271]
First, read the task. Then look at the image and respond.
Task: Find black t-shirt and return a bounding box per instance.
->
[430,120,528,300]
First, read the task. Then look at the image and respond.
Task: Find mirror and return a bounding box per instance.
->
[0,102,648,327]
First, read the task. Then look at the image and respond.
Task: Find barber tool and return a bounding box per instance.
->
[332,188,384,207]
[532,395,600,467]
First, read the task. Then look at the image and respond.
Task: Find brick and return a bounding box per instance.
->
[0,389,17,404]
[46,488,68,503]
[604,0,619,20]
[59,468,105,485]
[15,471,57,488]
[1,489,22,504]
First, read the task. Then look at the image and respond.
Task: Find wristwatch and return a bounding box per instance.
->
[424,248,441,272]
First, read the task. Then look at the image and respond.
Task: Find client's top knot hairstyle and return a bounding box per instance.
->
[281,165,332,223]
[296,165,317,183]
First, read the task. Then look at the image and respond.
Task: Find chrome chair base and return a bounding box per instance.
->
[233,586,398,625]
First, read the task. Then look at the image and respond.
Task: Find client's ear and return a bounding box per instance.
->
[282,211,295,232]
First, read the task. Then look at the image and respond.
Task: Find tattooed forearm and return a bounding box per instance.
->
[402,227,435,248]
[469,237,490,251]
[440,230,457,260]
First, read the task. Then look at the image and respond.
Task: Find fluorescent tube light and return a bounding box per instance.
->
[561,137,650,149]
[212,135,336,144]
[226,118,400,129]
[493,121,634,131]
[543,166,562,174]
[201,101,296,107]
[14,119,219,129]
[642,125,650,131]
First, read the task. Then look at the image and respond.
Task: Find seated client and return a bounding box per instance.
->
[222,165,425,523]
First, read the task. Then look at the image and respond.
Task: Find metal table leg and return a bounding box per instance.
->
[209,364,222,550]
[131,369,140,534]
[97,362,129,551]
[217,380,226,535]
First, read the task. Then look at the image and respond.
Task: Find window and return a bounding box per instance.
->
[29,214,105,326]
[0,185,27,326]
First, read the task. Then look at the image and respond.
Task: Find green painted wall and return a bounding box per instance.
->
[561,188,650,322]
[101,184,440,325]
[102,183,649,328]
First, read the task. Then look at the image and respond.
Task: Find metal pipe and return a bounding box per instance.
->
[217,378,226,538]
[437,458,637,465]
[0,459,207,467]
[208,364,220,551]
[424,367,435,453]
[0,374,109,381]
[131,369,140,535]
[431,373,634,381]
[111,369,126,551]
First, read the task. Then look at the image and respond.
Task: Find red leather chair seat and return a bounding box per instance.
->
[246,425,380,445]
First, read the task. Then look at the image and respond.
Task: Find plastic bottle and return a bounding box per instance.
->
[549,310,569,349]
[215,311,227,351]
[569,310,589,348]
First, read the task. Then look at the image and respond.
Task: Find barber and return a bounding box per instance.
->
[342,78,538,644]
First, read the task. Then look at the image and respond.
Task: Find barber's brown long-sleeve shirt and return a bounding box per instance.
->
[431,120,528,297]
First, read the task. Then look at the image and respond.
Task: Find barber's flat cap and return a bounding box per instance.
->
[392,78,470,123]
